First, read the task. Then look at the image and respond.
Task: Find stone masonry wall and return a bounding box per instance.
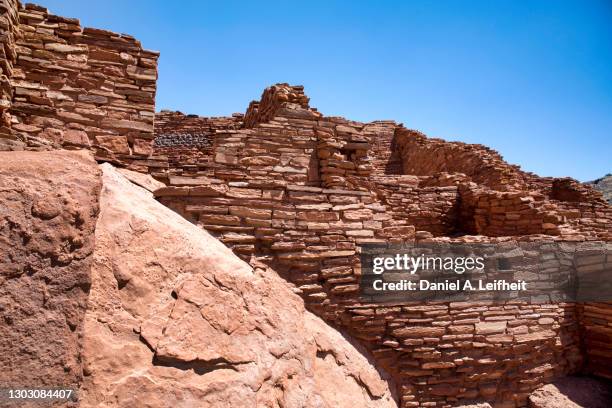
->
[153,83,612,407]
[581,302,612,380]
[0,0,609,404]
[0,0,18,143]
[458,187,561,237]
[394,128,527,192]
[0,2,159,170]
[153,110,243,174]
[243,83,314,128]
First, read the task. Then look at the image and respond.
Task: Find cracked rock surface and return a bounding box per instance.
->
[79,162,397,407]
[0,150,101,404]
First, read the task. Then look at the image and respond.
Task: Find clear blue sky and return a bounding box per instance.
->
[42,0,611,181]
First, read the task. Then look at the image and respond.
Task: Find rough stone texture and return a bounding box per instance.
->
[0,1,159,169]
[153,110,244,174]
[0,150,100,401]
[528,376,612,408]
[152,83,612,407]
[0,0,19,143]
[579,302,612,380]
[79,163,397,408]
[0,1,609,406]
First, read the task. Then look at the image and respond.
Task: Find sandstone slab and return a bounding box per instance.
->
[79,163,397,408]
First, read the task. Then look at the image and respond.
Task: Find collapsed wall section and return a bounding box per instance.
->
[387,129,611,240]
[243,83,315,127]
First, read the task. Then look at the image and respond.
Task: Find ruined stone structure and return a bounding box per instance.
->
[152,84,611,407]
[154,110,243,173]
[0,1,158,168]
[0,1,611,407]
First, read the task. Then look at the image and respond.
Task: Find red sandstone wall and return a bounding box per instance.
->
[153,110,243,174]
[394,127,527,191]
[0,1,609,403]
[368,120,403,175]
[152,83,612,407]
[0,2,159,170]
[243,83,314,127]
[581,302,612,380]
[0,0,18,143]
[371,175,460,236]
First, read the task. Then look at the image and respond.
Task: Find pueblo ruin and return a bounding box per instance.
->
[0,2,611,407]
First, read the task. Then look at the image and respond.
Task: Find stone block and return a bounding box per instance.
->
[475,321,507,335]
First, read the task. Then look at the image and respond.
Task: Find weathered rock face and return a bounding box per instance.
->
[0,150,100,400]
[79,163,396,407]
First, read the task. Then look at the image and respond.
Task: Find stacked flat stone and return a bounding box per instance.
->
[243,83,313,128]
[0,2,159,170]
[152,83,611,407]
[0,0,19,143]
[154,133,213,148]
[0,0,610,403]
[152,110,244,176]
[394,128,526,192]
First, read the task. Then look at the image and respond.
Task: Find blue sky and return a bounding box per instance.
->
[42,0,611,181]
